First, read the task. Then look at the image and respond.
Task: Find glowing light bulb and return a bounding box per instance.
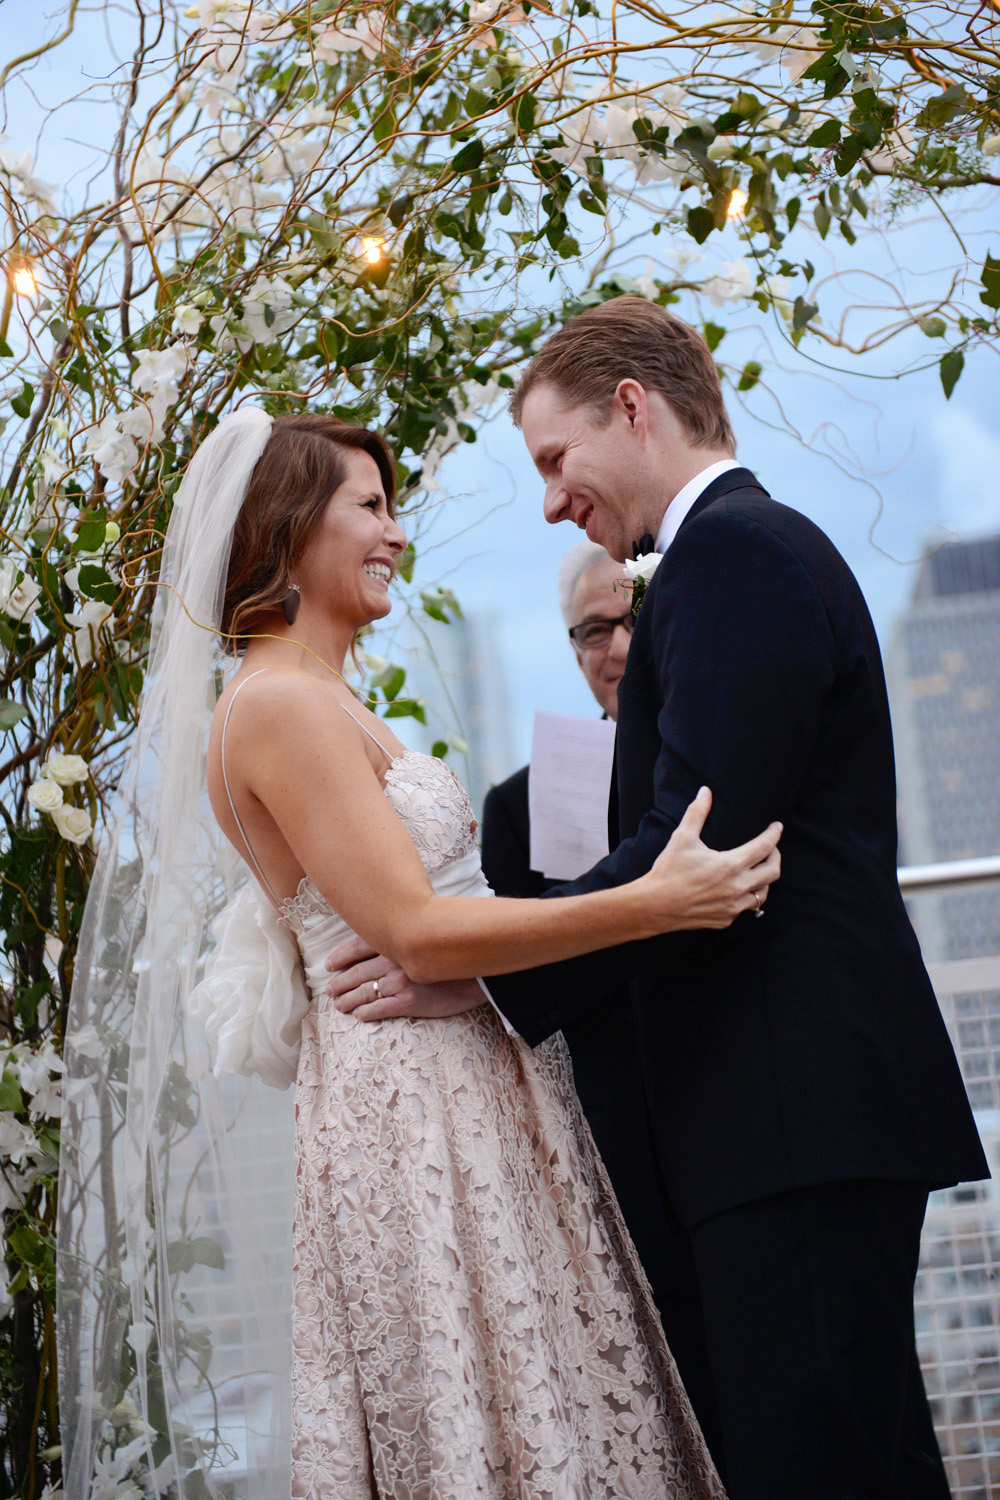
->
[362,236,384,265]
[727,188,749,220]
[12,264,38,297]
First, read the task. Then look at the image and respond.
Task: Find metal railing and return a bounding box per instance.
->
[899,855,1000,896]
[900,856,1000,1499]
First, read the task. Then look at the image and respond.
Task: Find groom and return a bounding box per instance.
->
[328,299,987,1498]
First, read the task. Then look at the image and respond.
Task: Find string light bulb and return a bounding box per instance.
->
[727,188,749,219]
[10,261,39,297]
[362,236,384,265]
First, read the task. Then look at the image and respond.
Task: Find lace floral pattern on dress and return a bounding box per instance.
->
[284,747,726,1499]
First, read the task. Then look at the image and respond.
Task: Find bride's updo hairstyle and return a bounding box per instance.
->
[221,412,396,652]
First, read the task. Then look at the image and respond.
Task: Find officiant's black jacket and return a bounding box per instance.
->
[488,469,987,1227]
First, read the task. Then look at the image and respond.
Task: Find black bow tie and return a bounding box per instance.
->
[632,533,655,559]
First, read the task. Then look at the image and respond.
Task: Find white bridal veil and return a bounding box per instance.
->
[58,408,298,1500]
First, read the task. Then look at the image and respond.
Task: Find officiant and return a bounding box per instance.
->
[480,540,690,1359]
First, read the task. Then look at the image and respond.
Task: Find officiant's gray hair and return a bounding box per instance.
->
[558,539,616,628]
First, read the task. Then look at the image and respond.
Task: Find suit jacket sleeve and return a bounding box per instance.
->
[487,507,839,1044]
[480,772,551,901]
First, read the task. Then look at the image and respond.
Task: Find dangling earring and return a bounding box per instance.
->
[281,584,301,625]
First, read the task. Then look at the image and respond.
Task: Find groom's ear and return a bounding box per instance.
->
[614,378,649,432]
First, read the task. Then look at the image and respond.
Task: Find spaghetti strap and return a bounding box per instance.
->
[338,701,391,754]
[220,670,281,903]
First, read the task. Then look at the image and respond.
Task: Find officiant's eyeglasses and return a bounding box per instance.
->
[568,612,635,652]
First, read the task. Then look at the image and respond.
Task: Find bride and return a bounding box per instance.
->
[59,407,779,1500]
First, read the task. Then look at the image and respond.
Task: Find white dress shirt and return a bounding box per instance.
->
[654,459,741,554]
[481,457,742,1034]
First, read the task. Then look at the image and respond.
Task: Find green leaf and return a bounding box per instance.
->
[939,349,964,400]
[0,1069,25,1111]
[917,84,970,130]
[792,296,819,331]
[371,103,397,145]
[814,197,832,239]
[8,1223,49,1267]
[11,380,34,419]
[190,1235,226,1270]
[737,361,762,392]
[397,544,416,585]
[686,206,716,244]
[839,218,856,245]
[0,337,13,358]
[452,139,485,174]
[806,119,841,149]
[702,322,726,353]
[77,565,118,606]
[74,519,108,553]
[980,253,1000,311]
[786,196,801,231]
[464,87,492,118]
[380,667,407,702]
[834,133,867,174]
[919,316,947,338]
[497,190,513,216]
[383,698,426,724]
[0,699,27,732]
[515,92,536,132]
[431,740,449,759]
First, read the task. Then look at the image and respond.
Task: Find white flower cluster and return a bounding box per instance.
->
[27,752,94,846]
[729,13,820,82]
[550,84,689,185]
[209,275,298,353]
[187,0,295,117]
[468,0,525,29]
[300,7,387,63]
[0,1038,67,1316]
[0,132,57,212]
[85,348,188,484]
[700,259,754,306]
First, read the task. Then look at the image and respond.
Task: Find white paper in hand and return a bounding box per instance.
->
[528,711,617,880]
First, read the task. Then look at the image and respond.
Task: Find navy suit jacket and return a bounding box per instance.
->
[487,468,987,1226]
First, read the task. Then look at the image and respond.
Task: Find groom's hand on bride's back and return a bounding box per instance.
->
[325,935,486,1022]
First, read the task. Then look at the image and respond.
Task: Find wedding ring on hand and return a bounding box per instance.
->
[372,978,383,1001]
[752,891,764,918]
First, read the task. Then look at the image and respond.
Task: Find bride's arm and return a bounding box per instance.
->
[238,676,781,984]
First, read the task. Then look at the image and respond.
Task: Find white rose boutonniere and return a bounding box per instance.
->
[27,779,65,813]
[623,551,663,617]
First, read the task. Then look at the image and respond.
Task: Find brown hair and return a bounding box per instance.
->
[509,298,735,454]
[221,413,396,651]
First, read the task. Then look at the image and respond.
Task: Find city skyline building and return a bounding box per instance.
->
[886,534,1000,1497]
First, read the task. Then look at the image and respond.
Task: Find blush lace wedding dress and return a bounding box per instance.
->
[215,688,725,1500]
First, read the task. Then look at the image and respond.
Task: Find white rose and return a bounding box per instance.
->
[624,552,663,584]
[0,558,43,621]
[983,134,1000,157]
[27,779,64,813]
[51,804,93,846]
[43,752,89,786]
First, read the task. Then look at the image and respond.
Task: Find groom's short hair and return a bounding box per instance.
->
[510,297,735,454]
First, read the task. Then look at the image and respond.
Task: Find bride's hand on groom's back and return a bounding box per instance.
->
[649,787,782,930]
[325,935,486,1021]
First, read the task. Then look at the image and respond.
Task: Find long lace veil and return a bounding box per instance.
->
[57,407,298,1500]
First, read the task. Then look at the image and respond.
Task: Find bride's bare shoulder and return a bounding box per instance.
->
[211,664,357,755]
